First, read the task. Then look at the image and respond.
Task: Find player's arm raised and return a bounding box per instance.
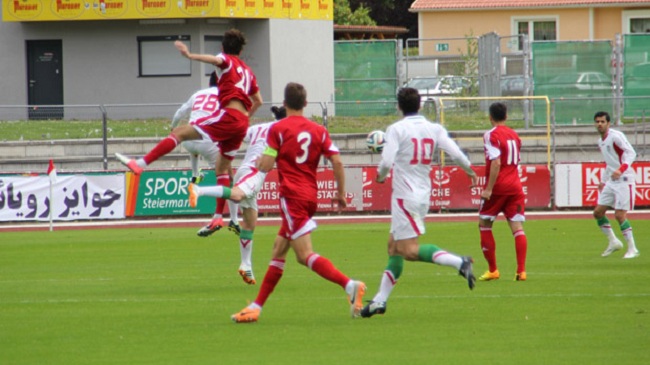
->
[174,40,223,66]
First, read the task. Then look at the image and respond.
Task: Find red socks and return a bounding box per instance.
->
[514,230,527,273]
[216,174,231,215]
[306,253,349,288]
[143,135,179,165]
[254,259,285,307]
[480,226,498,272]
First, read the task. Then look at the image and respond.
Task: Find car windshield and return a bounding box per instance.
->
[405,78,440,89]
[550,74,580,84]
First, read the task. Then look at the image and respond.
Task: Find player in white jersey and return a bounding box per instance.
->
[593,111,639,259]
[361,87,479,318]
[171,72,221,184]
[187,106,286,284]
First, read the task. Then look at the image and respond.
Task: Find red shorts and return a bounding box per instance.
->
[192,108,248,160]
[478,191,526,222]
[278,197,318,240]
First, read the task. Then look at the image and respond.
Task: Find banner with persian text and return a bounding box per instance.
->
[0,174,125,221]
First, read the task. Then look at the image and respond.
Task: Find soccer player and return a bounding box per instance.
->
[166,71,241,235]
[360,87,478,319]
[477,102,528,282]
[230,82,366,323]
[187,105,287,285]
[593,111,639,259]
[116,29,263,236]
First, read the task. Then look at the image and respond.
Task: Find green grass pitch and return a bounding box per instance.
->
[1,218,648,365]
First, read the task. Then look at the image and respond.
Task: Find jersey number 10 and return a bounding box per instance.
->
[409,137,435,165]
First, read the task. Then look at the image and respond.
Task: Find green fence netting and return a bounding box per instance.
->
[334,40,398,116]
[623,34,650,118]
[533,41,613,125]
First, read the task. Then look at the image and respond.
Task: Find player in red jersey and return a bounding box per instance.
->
[230,82,366,323]
[477,102,528,282]
[116,29,263,235]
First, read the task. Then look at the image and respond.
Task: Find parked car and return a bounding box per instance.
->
[402,75,470,106]
[536,71,612,98]
[501,75,525,96]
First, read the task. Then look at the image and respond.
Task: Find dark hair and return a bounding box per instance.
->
[222,29,246,55]
[271,106,286,120]
[489,102,507,122]
[208,71,217,87]
[397,87,420,115]
[284,82,307,110]
[594,111,610,122]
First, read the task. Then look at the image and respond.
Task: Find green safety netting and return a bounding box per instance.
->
[334,41,398,116]
[532,41,613,125]
[623,34,650,118]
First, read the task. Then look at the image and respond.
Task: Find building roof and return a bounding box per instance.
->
[333,25,408,40]
[410,0,650,11]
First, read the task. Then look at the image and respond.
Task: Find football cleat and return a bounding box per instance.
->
[191,170,204,184]
[360,301,387,318]
[478,270,500,281]
[514,272,527,281]
[228,220,241,236]
[238,265,256,285]
[347,280,367,318]
[623,249,640,259]
[196,218,224,237]
[188,183,198,208]
[231,306,260,323]
[602,239,624,257]
[115,153,143,175]
[458,256,476,290]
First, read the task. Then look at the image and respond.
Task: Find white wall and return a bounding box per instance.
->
[0,5,334,115]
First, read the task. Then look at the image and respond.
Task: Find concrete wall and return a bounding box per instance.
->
[0,6,334,110]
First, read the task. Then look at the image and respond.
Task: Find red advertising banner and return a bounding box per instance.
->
[581,162,650,207]
[429,165,551,210]
[252,164,550,214]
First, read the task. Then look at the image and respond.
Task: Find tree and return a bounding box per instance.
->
[334,0,376,26]
[348,0,418,39]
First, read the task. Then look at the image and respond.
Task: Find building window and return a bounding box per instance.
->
[138,35,190,77]
[623,10,650,33]
[204,35,223,75]
[514,18,557,50]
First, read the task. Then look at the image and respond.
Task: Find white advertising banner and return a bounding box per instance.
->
[0,175,125,222]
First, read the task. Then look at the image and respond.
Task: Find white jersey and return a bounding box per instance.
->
[598,129,636,184]
[171,86,220,128]
[241,121,276,169]
[378,115,473,202]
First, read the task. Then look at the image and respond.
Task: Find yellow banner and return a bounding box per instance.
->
[3,0,332,21]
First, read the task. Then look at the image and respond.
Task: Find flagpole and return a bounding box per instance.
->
[49,179,54,232]
[47,159,57,232]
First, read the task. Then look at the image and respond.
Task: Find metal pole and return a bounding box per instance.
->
[100,104,108,170]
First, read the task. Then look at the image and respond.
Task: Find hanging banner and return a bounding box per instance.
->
[125,164,550,217]
[555,162,650,208]
[3,0,332,21]
[0,174,125,222]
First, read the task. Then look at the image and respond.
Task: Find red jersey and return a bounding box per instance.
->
[266,116,340,201]
[483,124,523,195]
[215,53,259,111]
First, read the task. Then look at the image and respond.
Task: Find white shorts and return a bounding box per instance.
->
[390,197,427,241]
[598,180,635,211]
[181,140,219,166]
[234,165,266,211]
